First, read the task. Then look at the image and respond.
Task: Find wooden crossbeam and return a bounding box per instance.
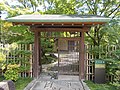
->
[13,22,105,26]
[30,27,90,32]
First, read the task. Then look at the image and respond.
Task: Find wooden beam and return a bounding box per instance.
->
[33,31,40,78]
[58,37,81,41]
[13,22,105,26]
[79,32,85,79]
[30,27,90,32]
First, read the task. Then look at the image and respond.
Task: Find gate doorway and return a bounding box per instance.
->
[8,14,109,79]
[41,32,81,80]
[58,38,79,76]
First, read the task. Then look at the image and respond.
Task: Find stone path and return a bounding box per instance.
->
[29,75,84,90]
[25,52,90,90]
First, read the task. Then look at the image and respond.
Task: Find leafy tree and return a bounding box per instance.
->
[44,0,79,14]
[0,1,32,17]
[42,0,120,56]
[8,25,34,44]
[0,0,119,59]
[77,0,120,58]
[105,48,120,89]
[17,0,44,12]
[78,0,120,17]
[0,19,34,44]
[103,19,120,45]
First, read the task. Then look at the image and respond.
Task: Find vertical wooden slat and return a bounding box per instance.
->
[25,44,27,77]
[30,44,33,77]
[58,38,60,74]
[86,44,94,81]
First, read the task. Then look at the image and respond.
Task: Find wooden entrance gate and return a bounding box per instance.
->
[58,38,80,75]
[7,15,109,79]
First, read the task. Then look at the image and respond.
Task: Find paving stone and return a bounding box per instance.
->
[31,76,84,90]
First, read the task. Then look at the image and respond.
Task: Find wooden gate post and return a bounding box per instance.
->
[79,32,85,79]
[33,31,40,78]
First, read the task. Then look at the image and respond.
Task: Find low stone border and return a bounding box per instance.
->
[81,79,90,90]
[24,79,37,90]
[0,80,15,90]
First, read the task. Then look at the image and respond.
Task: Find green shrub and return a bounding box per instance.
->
[4,64,20,81]
[0,75,5,81]
[0,52,6,63]
[3,49,31,75]
[112,70,120,89]
[41,55,57,64]
[105,49,120,89]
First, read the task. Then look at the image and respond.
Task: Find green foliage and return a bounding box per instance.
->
[0,1,32,17]
[0,0,119,87]
[41,55,57,64]
[0,76,32,90]
[4,64,20,81]
[0,52,6,63]
[10,25,34,43]
[0,52,6,71]
[6,49,31,73]
[0,75,5,81]
[41,38,57,64]
[15,77,33,90]
[112,71,120,89]
[41,38,54,52]
[105,48,120,89]
[85,80,118,90]
[102,19,120,45]
[0,75,33,90]
[0,19,33,44]
[0,43,19,71]
[0,20,12,44]
[0,43,32,76]
[86,19,120,59]
[6,25,34,44]
[44,0,78,14]
[79,0,120,17]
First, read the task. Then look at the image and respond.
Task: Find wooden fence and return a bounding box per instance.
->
[85,45,94,80]
[0,43,33,77]
[85,44,117,81]
[0,43,117,81]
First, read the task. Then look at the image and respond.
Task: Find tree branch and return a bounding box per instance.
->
[111,10,119,18]
[86,32,97,45]
[100,2,109,16]
[85,1,94,14]
[108,3,120,16]
[93,0,97,15]
[96,26,101,46]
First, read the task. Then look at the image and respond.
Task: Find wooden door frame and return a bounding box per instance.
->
[32,28,87,79]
